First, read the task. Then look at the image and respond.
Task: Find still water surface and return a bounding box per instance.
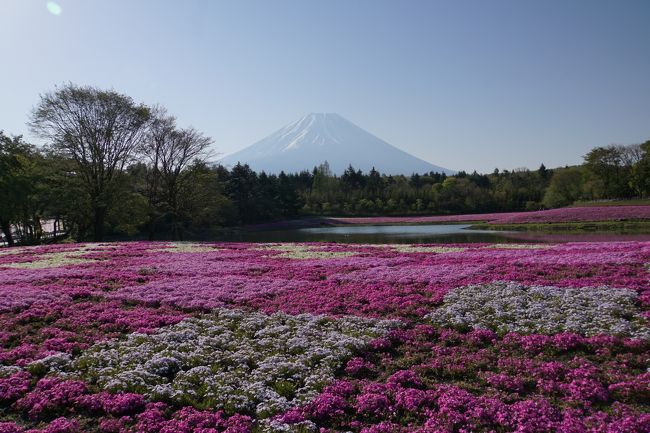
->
[216,224,650,244]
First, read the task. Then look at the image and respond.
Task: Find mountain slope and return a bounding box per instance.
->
[220,113,454,175]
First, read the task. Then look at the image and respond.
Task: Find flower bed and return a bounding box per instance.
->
[327,205,650,225]
[0,241,648,432]
[45,309,397,418]
[426,282,650,339]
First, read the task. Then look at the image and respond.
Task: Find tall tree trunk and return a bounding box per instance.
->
[93,206,106,242]
[171,211,180,241]
[34,215,43,242]
[0,220,14,247]
[169,187,180,241]
[148,213,156,241]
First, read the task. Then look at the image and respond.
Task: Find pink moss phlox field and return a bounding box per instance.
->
[0,240,649,431]
[328,205,650,225]
[285,326,650,432]
[0,299,186,366]
[0,370,251,433]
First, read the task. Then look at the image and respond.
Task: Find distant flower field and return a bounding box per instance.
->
[328,205,650,225]
[0,241,649,432]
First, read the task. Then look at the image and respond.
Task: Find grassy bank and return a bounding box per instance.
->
[569,199,650,207]
[470,220,650,233]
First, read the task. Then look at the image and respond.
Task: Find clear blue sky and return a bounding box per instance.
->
[2,0,649,173]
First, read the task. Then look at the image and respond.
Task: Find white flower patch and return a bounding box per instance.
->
[148,242,222,253]
[0,365,23,378]
[256,244,357,259]
[0,246,36,257]
[426,282,650,339]
[386,245,466,254]
[29,352,73,375]
[57,309,399,417]
[483,243,553,250]
[3,244,109,269]
[257,419,319,432]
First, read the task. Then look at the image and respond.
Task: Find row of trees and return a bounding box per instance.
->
[1,83,649,245]
[285,143,649,216]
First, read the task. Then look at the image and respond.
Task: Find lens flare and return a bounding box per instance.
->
[46,1,62,16]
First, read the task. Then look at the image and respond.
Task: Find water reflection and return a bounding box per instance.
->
[215,224,650,244]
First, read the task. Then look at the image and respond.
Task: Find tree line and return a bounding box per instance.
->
[1,83,649,245]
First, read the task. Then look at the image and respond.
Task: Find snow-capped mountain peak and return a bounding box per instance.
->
[220,113,454,175]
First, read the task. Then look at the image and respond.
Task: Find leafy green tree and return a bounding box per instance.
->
[105,170,149,237]
[0,132,37,245]
[538,163,549,181]
[630,141,650,197]
[226,163,260,223]
[29,83,151,241]
[542,167,584,208]
[583,145,634,198]
[177,161,234,236]
[366,167,382,198]
[142,107,213,240]
[277,172,302,217]
[341,165,364,191]
[40,152,94,240]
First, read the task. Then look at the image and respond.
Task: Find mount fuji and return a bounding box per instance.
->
[219,113,454,175]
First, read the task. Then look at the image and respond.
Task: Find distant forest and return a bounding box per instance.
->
[2,84,649,244]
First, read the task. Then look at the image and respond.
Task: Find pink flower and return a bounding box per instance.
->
[345,357,375,377]
[0,371,31,403]
[15,378,87,420]
[356,393,391,416]
[0,422,23,433]
[308,392,348,420]
[102,392,146,416]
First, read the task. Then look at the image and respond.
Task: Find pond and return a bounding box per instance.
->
[215,224,650,244]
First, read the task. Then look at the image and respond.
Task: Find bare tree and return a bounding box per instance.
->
[141,106,176,240]
[29,84,150,241]
[620,144,643,167]
[143,108,213,240]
